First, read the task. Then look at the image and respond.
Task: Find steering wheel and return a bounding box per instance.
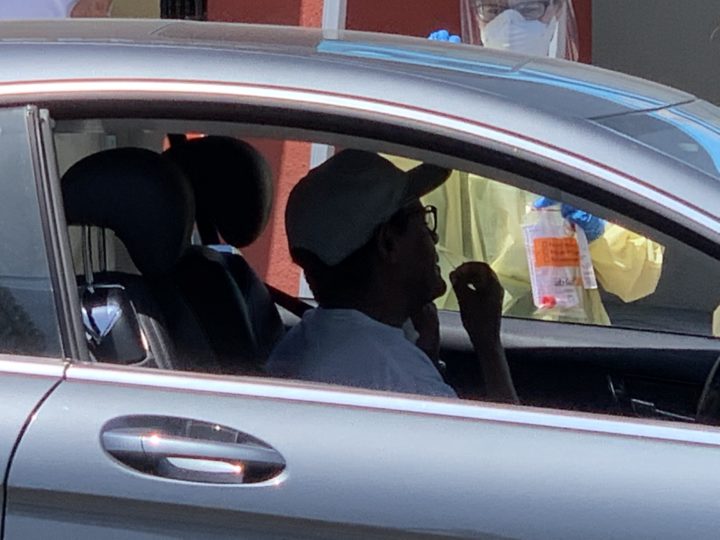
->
[696,356,720,425]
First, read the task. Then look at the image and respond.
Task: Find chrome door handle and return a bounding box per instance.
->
[101,417,285,484]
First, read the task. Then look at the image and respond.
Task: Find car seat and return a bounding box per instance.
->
[62,147,219,371]
[164,136,284,375]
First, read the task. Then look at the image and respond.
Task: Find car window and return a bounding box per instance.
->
[52,122,720,365]
[0,108,62,357]
[47,118,720,429]
[381,157,720,339]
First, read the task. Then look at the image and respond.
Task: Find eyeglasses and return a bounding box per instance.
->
[424,205,438,234]
[394,204,438,235]
[410,205,437,234]
[474,1,551,23]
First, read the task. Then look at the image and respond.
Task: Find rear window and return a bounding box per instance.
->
[596,101,720,180]
[0,107,62,357]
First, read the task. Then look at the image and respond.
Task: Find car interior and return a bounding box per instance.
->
[50,115,720,428]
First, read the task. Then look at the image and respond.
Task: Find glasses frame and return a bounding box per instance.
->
[393,204,438,236]
[474,1,552,23]
[422,205,438,234]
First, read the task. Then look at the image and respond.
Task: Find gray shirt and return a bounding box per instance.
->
[266,308,456,398]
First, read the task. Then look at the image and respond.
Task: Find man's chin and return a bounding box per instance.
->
[430,276,448,300]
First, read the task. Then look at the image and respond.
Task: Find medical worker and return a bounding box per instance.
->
[0,0,113,19]
[419,0,664,324]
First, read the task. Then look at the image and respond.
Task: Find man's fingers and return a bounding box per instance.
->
[450,261,496,291]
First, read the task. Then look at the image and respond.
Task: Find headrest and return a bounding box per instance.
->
[62,148,195,276]
[164,136,273,248]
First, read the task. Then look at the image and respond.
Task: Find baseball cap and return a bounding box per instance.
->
[286,150,450,266]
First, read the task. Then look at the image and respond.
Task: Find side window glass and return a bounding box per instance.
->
[410,161,720,339]
[0,108,62,357]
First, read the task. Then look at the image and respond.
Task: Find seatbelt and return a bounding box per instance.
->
[266,283,314,317]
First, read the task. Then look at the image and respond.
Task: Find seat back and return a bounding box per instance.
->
[62,147,218,371]
[165,137,283,374]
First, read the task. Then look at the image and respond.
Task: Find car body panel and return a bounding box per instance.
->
[0,356,64,519]
[5,362,720,539]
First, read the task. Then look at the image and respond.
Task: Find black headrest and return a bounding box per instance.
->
[164,136,273,248]
[62,148,195,276]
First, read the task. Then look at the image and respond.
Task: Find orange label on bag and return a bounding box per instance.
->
[533,237,581,267]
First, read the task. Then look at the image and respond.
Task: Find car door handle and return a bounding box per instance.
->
[102,420,286,484]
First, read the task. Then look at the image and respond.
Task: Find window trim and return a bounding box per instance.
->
[27,107,89,362]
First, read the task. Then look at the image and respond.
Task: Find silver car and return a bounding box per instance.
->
[0,19,719,539]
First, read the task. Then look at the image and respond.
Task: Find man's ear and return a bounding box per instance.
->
[375,223,401,264]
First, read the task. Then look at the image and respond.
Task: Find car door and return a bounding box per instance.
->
[6,362,720,540]
[0,106,68,525]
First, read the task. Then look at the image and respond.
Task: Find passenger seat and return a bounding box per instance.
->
[62,147,219,372]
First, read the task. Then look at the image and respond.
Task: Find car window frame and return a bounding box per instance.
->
[0,104,74,361]
[30,108,89,362]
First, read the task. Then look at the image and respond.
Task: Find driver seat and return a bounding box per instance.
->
[164,136,284,375]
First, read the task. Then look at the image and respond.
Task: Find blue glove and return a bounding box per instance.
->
[428,29,462,43]
[534,197,605,242]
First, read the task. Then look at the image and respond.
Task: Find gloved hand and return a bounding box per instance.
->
[428,29,462,43]
[534,197,606,242]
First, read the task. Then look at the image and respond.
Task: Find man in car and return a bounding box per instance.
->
[266,150,518,403]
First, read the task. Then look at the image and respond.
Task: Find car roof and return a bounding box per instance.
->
[0,19,695,119]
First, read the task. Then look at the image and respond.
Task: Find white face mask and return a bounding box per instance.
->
[480,9,557,57]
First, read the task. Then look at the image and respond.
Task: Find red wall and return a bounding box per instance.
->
[347,0,461,38]
[573,0,592,63]
[207,0,592,293]
[208,0,323,26]
[239,140,311,293]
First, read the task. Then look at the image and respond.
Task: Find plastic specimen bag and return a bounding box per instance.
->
[523,205,597,316]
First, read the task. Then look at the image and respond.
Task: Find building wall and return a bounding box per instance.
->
[593,0,720,104]
[209,0,323,26]
[346,0,461,39]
